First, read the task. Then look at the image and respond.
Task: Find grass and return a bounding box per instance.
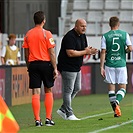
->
[9,94,133,133]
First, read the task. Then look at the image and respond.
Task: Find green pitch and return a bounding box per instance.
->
[9,94,133,133]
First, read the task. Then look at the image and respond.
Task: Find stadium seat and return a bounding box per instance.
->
[119,11,133,22]
[105,0,120,9]
[64,0,133,36]
[103,11,119,22]
[120,0,133,9]
[67,2,73,14]
[87,11,103,22]
[64,26,71,35]
[102,23,133,35]
[86,23,101,35]
[120,23,133,34]
[102,23,110,34]
[73,0,88,10]
[69,23,75,30]
[89,0,104,10]
[71,11,87,22]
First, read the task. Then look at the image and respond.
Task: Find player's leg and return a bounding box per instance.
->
[105,66,116,111]
[42,62,55,126]
[108,84,121,117]
[116,84,126,104]
[112,84,126,117]
[59,71,80,120]
[28,62,42,126]
[32,88,42,126]
[115,67,127,105]
[105,66,121,117]
[44,87,55,126]
[57,81,67,120]
[71,71,81,99]
[114,67,127,117]
[108,84,116,111]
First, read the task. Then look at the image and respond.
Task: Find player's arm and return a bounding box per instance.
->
[66,45,98,57]
[1,46,6,65]
[125,33,133,53]
[16,50,21,65]
[24,48,29,68]
[100,36,106,78]
[48,47,58,79]
[66,47,98,57]
[16,57,20,65]
[100,49,106,69]
[100,49,106,78]
[66,48,90,57]
[1,57,5,65]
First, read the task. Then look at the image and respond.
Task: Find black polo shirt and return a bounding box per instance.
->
[57,29,88,72]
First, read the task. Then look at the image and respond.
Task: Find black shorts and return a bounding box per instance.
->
[28,61,55,89]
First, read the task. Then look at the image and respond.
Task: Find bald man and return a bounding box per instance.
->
[57,19,98,120]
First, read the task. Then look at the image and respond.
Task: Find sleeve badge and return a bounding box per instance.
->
[49,38,55,45]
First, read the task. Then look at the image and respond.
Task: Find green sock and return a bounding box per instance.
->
[116,88,126,104]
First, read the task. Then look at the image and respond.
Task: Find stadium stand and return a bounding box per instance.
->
[89,0,104,10]
[119,11,133,22]
[120,23,133,34]
[63,0,133,36]
[87,11,103,22]
[102,23,110,34]
[105,0,120,9]
[73,0,88,10]
[71,11,87,22]
[86,23,101,36]
[120,0,133,10]
[103,11,119,22]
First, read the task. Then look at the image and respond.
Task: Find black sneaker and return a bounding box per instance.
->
[35,120,43,127]
[45,118,55,126]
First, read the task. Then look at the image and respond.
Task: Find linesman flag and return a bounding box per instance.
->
[0,95,20,133]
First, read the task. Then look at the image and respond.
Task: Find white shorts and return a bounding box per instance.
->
[104,66,127,84]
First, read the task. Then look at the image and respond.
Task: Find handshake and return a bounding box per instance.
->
[85,46,99,55]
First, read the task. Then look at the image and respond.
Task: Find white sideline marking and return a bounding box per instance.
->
[89,120,133,133]
[81,111,113,120]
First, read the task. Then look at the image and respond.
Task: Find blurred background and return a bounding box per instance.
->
[0,0,133,106]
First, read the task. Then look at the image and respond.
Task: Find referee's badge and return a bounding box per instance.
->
[49,38,55,45]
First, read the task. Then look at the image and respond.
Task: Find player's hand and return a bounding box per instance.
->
[100,67,105,78]
[85,46,92,55]
[85,46,98,55]
[90,48,99,55]
[53,69,58,79]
